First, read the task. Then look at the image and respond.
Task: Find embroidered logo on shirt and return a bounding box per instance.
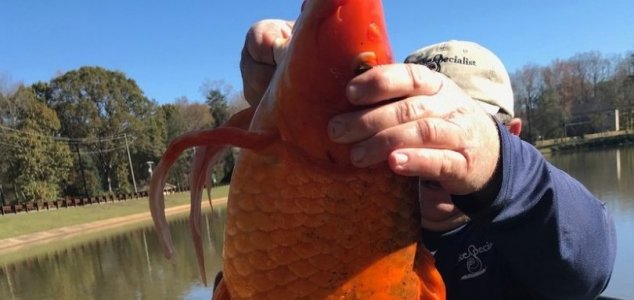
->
[457,241,493,280]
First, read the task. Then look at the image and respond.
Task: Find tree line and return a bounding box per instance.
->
[511,51,634,142]
[1,49,633,205]
[0,66,245,205]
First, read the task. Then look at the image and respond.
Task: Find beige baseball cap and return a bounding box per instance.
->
[404,40,514,117]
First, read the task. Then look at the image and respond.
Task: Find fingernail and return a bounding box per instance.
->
[347,83,362,102]
[393,152,409,166]
[329,119,345,140]
[351,146,366,164]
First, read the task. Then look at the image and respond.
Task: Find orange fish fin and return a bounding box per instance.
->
[186,108,277,286]
[149,107,277,274]
[190,145,227,287]
[415,245,446,300]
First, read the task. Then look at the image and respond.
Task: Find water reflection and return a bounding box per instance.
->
[548,146,634,217]
[0,206,226,300]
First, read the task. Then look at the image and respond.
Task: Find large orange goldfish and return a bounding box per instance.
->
[149,0,446,299]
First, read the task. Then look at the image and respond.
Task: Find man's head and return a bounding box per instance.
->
[404,40,521,232]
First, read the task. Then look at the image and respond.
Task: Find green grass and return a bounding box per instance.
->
[0,185,230,240]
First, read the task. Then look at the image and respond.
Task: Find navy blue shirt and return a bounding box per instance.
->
[422,122,617,300]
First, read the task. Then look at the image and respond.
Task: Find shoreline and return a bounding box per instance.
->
[0,197,228,256]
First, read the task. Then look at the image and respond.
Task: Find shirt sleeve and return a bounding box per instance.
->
[451,122,617,300]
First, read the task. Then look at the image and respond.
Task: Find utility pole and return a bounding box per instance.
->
[146,161,154,177]
[124,134,138,193]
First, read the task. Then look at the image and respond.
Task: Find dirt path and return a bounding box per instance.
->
[0,197,227,255]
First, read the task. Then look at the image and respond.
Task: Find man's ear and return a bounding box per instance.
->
[506,118,522,136]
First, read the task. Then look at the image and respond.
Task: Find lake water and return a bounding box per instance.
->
[0,209,226,300]
[0,146,632,299]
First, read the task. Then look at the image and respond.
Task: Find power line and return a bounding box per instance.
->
[0,125,137,157]
[0,139,134,156]
[0,124,131,144]
[79,145,131,155]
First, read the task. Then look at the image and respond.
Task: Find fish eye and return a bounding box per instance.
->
[352,51,378,76]
[354,63,373,75]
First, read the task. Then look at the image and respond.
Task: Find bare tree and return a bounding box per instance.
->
[512,64,542,142]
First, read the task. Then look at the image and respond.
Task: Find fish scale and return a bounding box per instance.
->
[223,145,422,299]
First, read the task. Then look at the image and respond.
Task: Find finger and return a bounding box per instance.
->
[389,148,466,178]
[245,19,293,66]
[240,53,276,106]
[346,63,443,105]
[329,94,463,144]
[240,20,293,106]
[348,118,467,167]
[388,148,470,193]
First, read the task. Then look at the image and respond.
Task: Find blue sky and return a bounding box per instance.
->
[1,0,632,104]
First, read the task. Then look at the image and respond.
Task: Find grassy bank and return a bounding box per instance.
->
[0,216,159,266]
[0,185,230,240]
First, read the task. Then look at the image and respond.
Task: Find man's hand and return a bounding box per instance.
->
[328,64,502,195]
[240,19,294,106]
